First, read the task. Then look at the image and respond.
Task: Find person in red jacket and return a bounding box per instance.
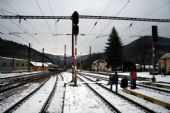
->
[130,69,137,89]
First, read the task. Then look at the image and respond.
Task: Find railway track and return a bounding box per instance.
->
[0,72,47,86]
[79,72,170,94]
[78,76,121,113]
[40,75,58,113]
[78,73,156,113]
[2,74,58,113]
[0,72,52,94]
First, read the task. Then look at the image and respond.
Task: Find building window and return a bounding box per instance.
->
[10,63,13,66]
[22,63,24,67]
[3,62,6,66]
[16,63,19,67]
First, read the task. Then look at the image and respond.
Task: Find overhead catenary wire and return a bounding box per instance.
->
[2,1,54,53]
[98,0,130,35]
[35,0,57,54]
[10,19,39,42]
[35,0,53,35]
[0,31,29,44]
[0,3,41,47]
[4,0,20,14]
[0,18,30,44]
[48,0,57,54]
[84,0,130,54]
[122,1,170,35]
[88,0,113,34]
[0,8,16,15]
[48,0,54,16]
[80,0,117,54]
[0,7,39,40]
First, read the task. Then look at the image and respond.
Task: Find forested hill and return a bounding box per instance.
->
[123,36,170,64]
[0,38,60,64]
[1,36,170,66]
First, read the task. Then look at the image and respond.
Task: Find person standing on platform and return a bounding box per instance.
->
[130,69,137,89]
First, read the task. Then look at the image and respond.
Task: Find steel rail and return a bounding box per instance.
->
[40,75,58,113]
[0,73,51,93]
[78,76,121,113]
[81,72,170,94]
[79,73,156,113]
[3,77,50,113]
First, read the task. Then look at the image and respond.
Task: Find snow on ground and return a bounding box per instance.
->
[0,83,42,113]
[13,75,56,113]
[1,71,170,113]
[119,72,170,83]
[80,72,170,113]
[83,71,170,83]
[63,72,112,113]
[155,75,170,83]
[0,71,45,78]
[46,74,65,113]
[79,75,146,113]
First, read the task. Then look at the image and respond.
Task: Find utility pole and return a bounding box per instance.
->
[42,48,44,71]
[28,43,31,71]
[12,48,15,71]
[64,44,66,69]
[89,46,92,71]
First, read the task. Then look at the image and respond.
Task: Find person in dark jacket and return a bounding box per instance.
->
[121,76,128,89]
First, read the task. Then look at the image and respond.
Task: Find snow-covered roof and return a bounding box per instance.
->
[92,58,105,64]
[0,56,27,61]
[161,53,170,59]
[31,62,48,66]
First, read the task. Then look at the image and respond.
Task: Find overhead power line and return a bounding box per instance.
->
[91,0,113,30]
[4,0,20,14]
[48,0,54,16]
[122,1,170,33]
[0,9,16,15]
[35,0,53,35]
[97,0,130,35]
[0,5,52,53]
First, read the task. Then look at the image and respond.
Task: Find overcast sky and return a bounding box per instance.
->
[0,0,170,56]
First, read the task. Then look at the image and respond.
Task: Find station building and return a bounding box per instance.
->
[0,56,28,72]
[0,56,48,73]
[159,53,170,74]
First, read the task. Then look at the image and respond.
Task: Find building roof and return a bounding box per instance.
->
[31,62,48,67]
[161,53,170,59]
[0,56,28,62]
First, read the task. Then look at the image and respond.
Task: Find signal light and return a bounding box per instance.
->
[72,11,79,25]
[152,26,158,42]
[72,11,79,36]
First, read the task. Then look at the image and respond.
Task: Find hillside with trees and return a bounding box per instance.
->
[123,36,170,70]
[0,38,62,64]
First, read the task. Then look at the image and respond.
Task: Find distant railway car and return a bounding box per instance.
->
[48,63,59,71]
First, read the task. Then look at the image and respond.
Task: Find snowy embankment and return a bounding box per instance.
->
[0,71,46,78]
